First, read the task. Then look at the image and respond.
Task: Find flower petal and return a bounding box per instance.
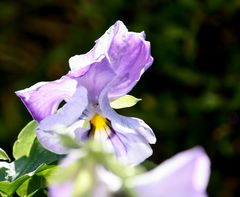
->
[109,132,153,165]
[68,56,116,102]
[130,147,211,197]
[16,76,78,122]
[36,86,88,154]
[100,93,156,143]
[68,48,105,78]
[68,20,153,100]
[99,93,155,165]
[106,22,153,98]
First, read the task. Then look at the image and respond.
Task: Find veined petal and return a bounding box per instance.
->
[99,21,153,99]
[99,91,156,165]
[112,117,156,144]
[130,147,211,197]
[68,56,116,102]
[15,76,78,122]
[109,132,153,165]
[36,86,88,154]
[67,20,153,100]
[107,22,153,98]
[100,92,156,143]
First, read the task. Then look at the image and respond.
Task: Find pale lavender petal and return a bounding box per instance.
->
[36,128,70,154]
[67,21,118,77]
[68,48,105,78]
[68,56,116,102]
[49,180,73,197]
[74,123,91,141]
[131,147,211,197]
[16,76,78,122]
[36,86,88,154]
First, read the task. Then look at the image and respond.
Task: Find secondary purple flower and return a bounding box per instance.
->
[49,147,211,197]
[16,21,155,165]
[131,147,210,197]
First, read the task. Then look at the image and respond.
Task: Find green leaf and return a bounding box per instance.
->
[17,173,50,197]
[13,120,37,160]
[110,95,141,109]
[0,148,10,161]
[0,163,52,197]
[0,120,62,196]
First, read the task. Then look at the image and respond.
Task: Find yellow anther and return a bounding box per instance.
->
[90,114,108,131]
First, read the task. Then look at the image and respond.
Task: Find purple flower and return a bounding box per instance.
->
[49,147,211,197]
[16,21,156,165]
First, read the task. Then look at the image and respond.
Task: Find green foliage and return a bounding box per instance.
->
[0,121,61,197]
[0,148,10,161]
[13,121,38,160]
[110,95,141,109]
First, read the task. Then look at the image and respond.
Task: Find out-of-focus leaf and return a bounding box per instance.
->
[50,140,142,197]
[110,95,141,109]
[72,168,93,197]
[59,134,81,149]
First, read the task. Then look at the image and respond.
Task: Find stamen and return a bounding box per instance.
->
[90,114,108,134]
[88,114,116,143]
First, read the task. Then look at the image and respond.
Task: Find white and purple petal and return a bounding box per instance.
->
[108,131,153,165]
[73,56,116,102]
[16,76,78,122]
[36,86,88,154]
[98,90,156,165]
[68,48,105,78]
[68,20,153,100]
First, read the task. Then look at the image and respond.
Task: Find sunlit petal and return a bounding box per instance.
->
[16,76,77,122]
[36,86,88,154]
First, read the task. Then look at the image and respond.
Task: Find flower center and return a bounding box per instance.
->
[90,114,108,132]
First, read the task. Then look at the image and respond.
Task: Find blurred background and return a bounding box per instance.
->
[0,0,240,196]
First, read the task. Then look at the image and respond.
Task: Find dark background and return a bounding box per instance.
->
[0,0,240,196]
